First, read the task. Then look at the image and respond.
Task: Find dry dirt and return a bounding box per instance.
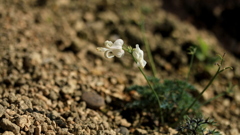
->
[0,0,240,135]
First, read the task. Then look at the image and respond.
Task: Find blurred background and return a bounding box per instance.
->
[163,0,240,57]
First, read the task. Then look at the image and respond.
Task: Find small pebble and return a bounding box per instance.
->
[0,104,6,117]
[118,127,129,135]
[8,93,17,103]
[134,128,148,135]
[0,118,20,134]
[16,115,28,128]
[2,131,15,135]
[82,91,105,109]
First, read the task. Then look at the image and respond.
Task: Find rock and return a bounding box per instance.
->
[2,131,15,135]
[8,93,17,103]
[110,77,118,85]
[34,121,41,135]
[55,0,70,6]
[31,112,45,122]
[46,130,56,135]
[118,127,129,135]
[120,119,131,127]
[61,86,75,95]
[23,52,42,71]
[49,90,59,100]
[81,91,105,109]
[2,99,10,107]
[16,115,28,129]
[14,78,26,87]
[22,96,33,109]
[230,128,239,135]
[234,88,240,103]
[223,99,230,107]
[0,104,6,117]
[0,118,20,134]
[0,87,3,95]
[54,118,67,128]
[57,128,69,134]
[98,11,119,24]
[134,128,148,135]
[5,109,16,116]
[18,101,29,110]
[88,123,96,129]
[41,122,48,132]
[102,121,110,129]
[64,39,89,53]
[3,77,14,86]
[74,20,85,31]
[83,12,95,22]
[168,127,178,134]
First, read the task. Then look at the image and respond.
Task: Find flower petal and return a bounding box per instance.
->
[97,47,109,52]
[133,44,146,68]
[104,50,114,58]
[104,40,113,48]
[113,39,124,48]
[98,39,125,59]
[133,45,143,60]
[140,60,147,68]
[112,49,124,58]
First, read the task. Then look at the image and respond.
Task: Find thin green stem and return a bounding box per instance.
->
[178,53,232,124]
[131,53,164,124]
[187,50,195,81]
[203,92,224,105]
[179,66,221,121]
[140,21,157,77]
[204,83,233,105]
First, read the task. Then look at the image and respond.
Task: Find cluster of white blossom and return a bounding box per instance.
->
[97,39,147,68]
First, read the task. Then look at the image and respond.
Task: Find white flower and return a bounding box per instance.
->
[133,44,147,68]
[97,39,124,58]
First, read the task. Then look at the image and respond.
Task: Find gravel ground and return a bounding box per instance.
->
[0,0,240,135]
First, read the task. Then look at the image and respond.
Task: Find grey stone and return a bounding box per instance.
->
[81,91,105,109]
[119,127,129,135]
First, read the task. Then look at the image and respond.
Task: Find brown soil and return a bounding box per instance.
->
[0,0,239,135]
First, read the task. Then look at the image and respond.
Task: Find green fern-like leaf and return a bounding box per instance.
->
[126,77,201,123]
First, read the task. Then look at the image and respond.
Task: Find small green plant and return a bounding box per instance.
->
[176,116,221,135]
[195,37,210,62]
[194,37,218,66]
[141,5,153,15]
[126,77,201,124]
[96,38,232,133]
